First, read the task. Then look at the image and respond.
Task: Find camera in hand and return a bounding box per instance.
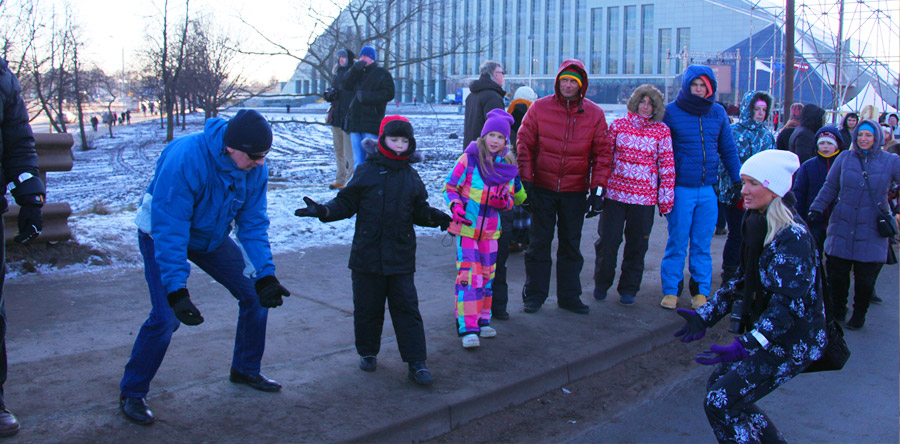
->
[729,299,744,334]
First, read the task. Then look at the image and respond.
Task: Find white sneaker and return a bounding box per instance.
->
[480,326,497,338]
[461,335,480,348]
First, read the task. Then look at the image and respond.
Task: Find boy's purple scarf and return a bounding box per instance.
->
[464,142,518,187]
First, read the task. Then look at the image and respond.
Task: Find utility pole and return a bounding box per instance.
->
[783,0,795,122]
[832,0,845,123]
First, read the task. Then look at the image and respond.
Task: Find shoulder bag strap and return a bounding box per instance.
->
[855,153,888,215]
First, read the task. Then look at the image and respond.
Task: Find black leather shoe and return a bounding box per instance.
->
[408,362,433,386]
[493,311,510,320]
[559,300,590,314]
[523,303,541,313]
[359,356,377,372]
[119,396,154,425]
[229,369,282,392]
[0,405,19,436]
[845,314,865,330]
[871,293,883,304]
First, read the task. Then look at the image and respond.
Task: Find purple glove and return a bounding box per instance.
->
[673,308,706,343]
[695,338,748,365]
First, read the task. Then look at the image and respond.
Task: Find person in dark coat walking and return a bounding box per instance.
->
[788,104,825,164]
[342,46,395,169]
[775,103,803,151]
[674,149,826,444]
[793,126,843,251]
[90,115,99,131]
[463,60,506,147]
[0,56,46,437]
[324,48,356,189]
[295,116,451,385]
[809,120,900,330]
[839,112,858,148]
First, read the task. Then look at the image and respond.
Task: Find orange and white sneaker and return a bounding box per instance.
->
[660,294,678,309]
[692,294,708,309]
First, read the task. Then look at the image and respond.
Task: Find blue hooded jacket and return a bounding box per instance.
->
[718,90,775,204]
[663,65,741,187]
[134,117,275,293]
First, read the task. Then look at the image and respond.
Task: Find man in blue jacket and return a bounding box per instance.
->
[660,65,741,310]
[119,109,291,425]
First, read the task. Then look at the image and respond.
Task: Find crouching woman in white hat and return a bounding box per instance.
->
[672,150,827,444]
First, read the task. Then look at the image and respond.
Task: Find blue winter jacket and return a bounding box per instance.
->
[718,91,775,204]
[135,118,275,293]
[663,65,741,187]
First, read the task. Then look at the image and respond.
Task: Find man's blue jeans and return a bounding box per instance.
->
[660,185,718,297]
[350,132,377,169]
[120,231,268,398]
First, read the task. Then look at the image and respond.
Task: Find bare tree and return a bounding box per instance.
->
[181,18,246,119]
[142,0,192,141]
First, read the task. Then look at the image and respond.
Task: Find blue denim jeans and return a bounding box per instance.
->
[660,185,718,297]
[350,132,378,169]
[120,231,268,398]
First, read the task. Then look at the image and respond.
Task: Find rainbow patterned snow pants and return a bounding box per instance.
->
[455,236,498,335]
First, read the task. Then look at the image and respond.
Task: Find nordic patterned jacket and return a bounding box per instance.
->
[605,111,675,214]
[718,91,775,204]
[697,222,826,365]
[444,145,524,240]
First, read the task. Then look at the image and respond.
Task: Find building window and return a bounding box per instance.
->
[606,6,619,75]
[658,28,671,74]
[531,0,541,77]
[676,27,691,73]
[591,8,602,74]
[544,0,556,75]
[575,0,587,61]
[559,0,570,68]
[503,0,511,73]
[623,5,636,75]
[518,0,527,74]
[640,5,654,74]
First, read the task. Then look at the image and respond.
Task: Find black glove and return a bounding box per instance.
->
[323,89,336,102]
[352,60,366,70]
[167,288,204,326]
[673,308,706,343]
[521,181,534,213]
[255,275,291,308]
[586,188,605,218]
[807,210,823,223]
[435,211,452,231]
[294,197,327,218]
[15,204,43,243]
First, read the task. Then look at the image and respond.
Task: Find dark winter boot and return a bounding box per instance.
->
[408,362,433,386]
[845,313,865,330]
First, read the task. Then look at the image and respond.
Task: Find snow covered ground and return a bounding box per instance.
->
[25,107,470,277]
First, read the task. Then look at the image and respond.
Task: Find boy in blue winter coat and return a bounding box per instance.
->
[660,65,742,310]
[120,110,292,425]
[294,116,451,385]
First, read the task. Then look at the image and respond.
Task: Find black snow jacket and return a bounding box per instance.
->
[321,138,446,275]
[325,49,356,129]
[463,74,506,147]
[839,113,858,148]
[0,57,44,213]
[342,61,395,135]
[788,104,825,164]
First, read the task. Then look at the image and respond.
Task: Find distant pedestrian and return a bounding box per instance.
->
[324,48,356,190]
[125,110,131,125]
[90,115,99,131]
[119,110,291,425]
[149,102,155,115]
[659,65,741,311]
[294,115,450,385]
[285,104,291,113]
[839,112,858,148]
[718,91,775,282]
[342,45,395,168]
[444,109,522,346]
[788,104,825,164]
[141,103,147,116]
[463,60,506,147]
[674,149,825,444]
[593,84,675,306]
[517,59,614,315]
[793,126,843,253]
[775,103,803,151]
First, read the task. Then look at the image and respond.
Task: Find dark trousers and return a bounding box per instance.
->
[0,223,6,404]
[826,255,883,321]
[351,271,426,363]
[593,200,655,296]
[523,188,587,306]
[721,204,745,274]
[492,210,513,315]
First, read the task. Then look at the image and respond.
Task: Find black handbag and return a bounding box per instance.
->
[802,260,851,373]
[857,154,899,238]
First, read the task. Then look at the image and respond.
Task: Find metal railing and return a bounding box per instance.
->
[3,133,74,243]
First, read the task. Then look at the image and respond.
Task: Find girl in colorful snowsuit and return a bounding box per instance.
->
[444,109,523,348]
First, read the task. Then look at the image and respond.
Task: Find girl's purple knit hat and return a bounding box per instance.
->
[480,108,515,140]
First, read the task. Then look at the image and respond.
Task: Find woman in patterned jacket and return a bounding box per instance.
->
[673,150,826,444]
[592,84,675,305]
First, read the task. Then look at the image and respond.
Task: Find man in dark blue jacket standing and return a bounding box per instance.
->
[342,46,395,169]
[0,57,46,437]
[660,65,741,311]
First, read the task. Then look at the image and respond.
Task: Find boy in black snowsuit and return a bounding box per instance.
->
[295,115,451,385]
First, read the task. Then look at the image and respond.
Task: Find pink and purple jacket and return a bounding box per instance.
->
[443,148,521,240]
[605,112,676,214]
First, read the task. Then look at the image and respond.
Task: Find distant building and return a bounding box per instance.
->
[282,0,898,110]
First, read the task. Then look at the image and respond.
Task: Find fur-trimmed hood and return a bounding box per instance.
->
[361,137,423,164]
[626,84,665,122]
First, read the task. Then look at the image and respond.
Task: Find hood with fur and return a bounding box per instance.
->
[626,84,665,122]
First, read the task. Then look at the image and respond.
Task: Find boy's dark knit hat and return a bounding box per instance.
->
[359,46,377,60]
[378,115,416,159]
[224,109,272,154]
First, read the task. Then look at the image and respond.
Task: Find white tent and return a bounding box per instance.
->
[840,82,898,113]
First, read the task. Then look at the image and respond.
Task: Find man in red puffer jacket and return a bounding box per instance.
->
[516,59,613,315]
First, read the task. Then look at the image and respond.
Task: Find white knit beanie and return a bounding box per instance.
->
[739,150,800,197]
